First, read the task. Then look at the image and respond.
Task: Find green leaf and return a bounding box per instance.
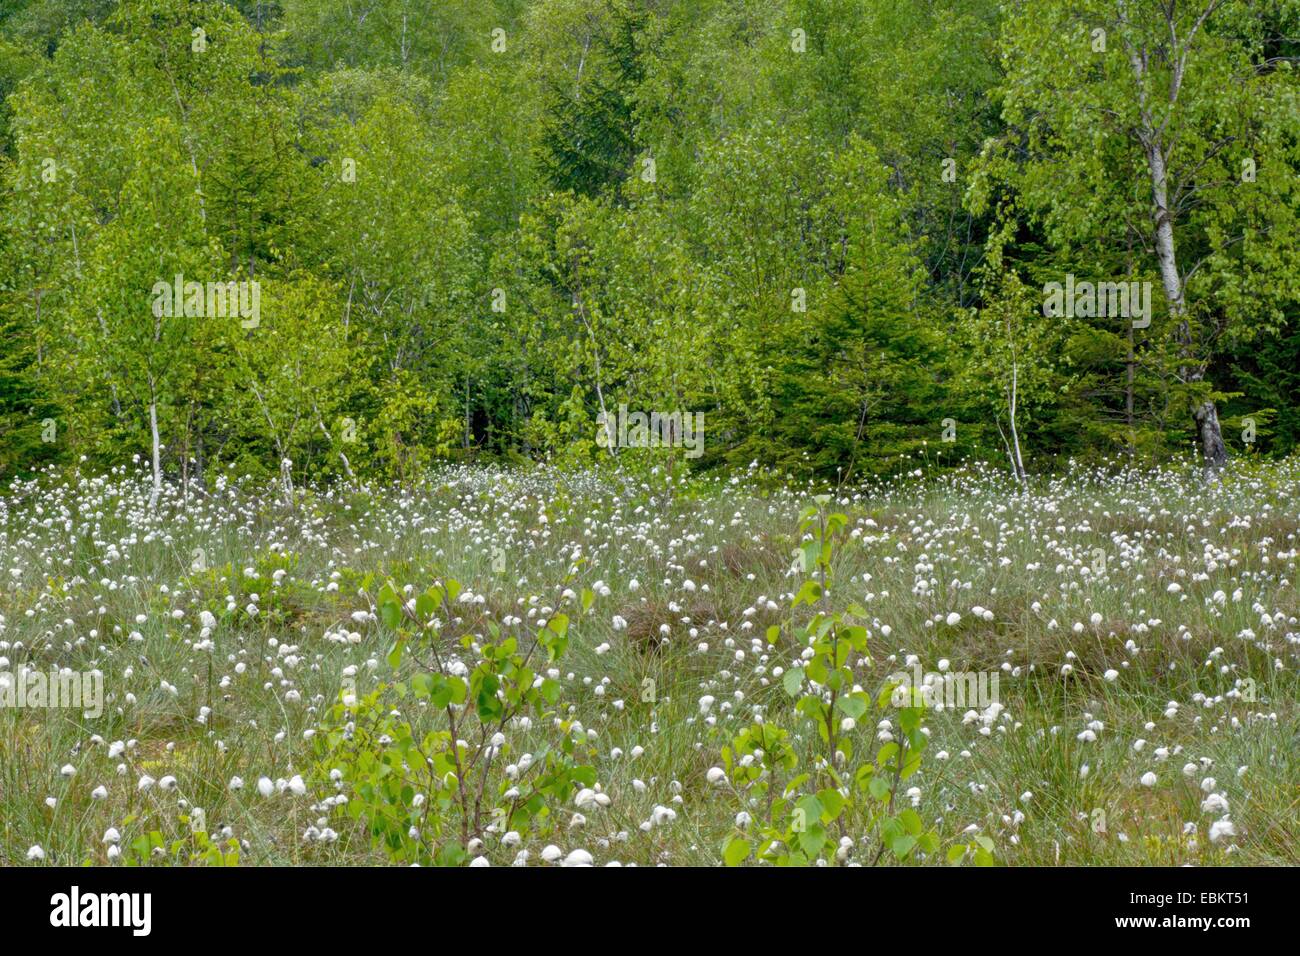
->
[900,751,923,779]
[795,794,824,825]
[539,677,562,704]
[447,677,467,705]
[783,667,805,697]
[801,540,821,571]
[797,823,827,857]
[793,580,823,607]
[899,707,922,733]
[835,694,867,719]
[816,787,845,821]
[415,591,438,620]
[429,676,455,709]
[723,837,751,867]
[890,833,917,859]
[379,599,402,630]
[436,841,467,867]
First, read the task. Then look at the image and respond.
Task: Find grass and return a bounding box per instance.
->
[1,456,1297,865]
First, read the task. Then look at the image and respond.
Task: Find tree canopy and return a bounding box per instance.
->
[1,0,1297,487]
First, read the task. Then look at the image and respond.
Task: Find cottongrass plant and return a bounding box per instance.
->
[2,456,1296,865]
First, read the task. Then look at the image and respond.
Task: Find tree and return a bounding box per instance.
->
[229,275,355,500]
[307,91,478,463]
[277,0,490,80]
[987,0,1300,472]
[539,0,657,199]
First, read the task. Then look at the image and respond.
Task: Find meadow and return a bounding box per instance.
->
[1,458,1296,866]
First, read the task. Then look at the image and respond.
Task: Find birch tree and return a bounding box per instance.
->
[986,0,1300,472]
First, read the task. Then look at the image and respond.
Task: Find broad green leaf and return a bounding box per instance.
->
[783,667,804,697]
[723,837,751,867]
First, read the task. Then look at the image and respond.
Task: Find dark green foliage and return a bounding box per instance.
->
[540,0,653,199]
[0,306,60,476]
[1223,322,1300,456]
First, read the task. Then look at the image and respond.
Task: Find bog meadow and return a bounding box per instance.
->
[0,0,1297,868]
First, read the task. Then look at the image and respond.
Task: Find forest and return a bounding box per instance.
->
[1,0,1296,489]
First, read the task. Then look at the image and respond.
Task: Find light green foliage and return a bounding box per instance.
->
[279,0,494,79]
[720,497,974,866]
[314,573,598,865]
[0,0,1297,481]
[974,0,1300,460]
